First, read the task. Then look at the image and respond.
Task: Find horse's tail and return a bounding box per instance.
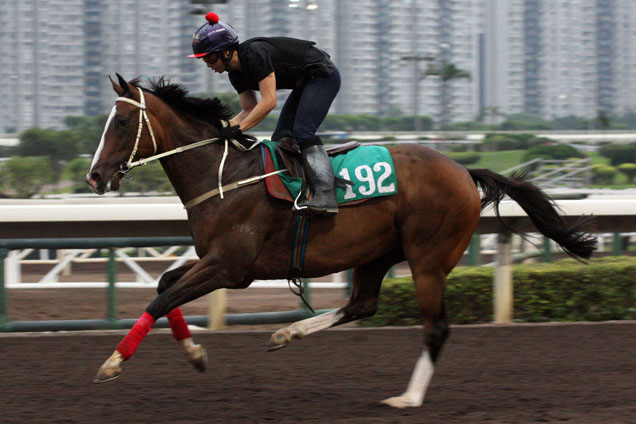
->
[468,168,597,260]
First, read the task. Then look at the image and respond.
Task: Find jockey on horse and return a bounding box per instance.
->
[189,12,341,216]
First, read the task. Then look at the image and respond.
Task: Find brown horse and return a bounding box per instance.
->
[86,75,596,408]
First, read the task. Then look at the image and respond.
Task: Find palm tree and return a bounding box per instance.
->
[478,106,509,125]
[422,62,471,128]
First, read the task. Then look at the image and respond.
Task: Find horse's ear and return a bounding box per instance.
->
[115,73,132,95]
[109,74,127,96]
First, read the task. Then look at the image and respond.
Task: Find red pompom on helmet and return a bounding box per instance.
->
[205,12,219,23]
[189,12,239,58]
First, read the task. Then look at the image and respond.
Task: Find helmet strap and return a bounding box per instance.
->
[220,47,235,70]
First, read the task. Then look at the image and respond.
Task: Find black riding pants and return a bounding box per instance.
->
[271,67,341,148]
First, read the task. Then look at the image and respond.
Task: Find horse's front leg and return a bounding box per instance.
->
[157,263,208,372]
[94,254,250,383]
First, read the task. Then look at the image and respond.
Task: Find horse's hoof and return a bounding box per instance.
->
[380,395,422,409]
[266,330,291,352]
[93,370,121,384]
[94,351,123,383]
[186,344,208,372]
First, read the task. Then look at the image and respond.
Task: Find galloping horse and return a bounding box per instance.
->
[86,75,596,408]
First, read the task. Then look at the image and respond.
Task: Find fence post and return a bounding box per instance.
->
[493,232,513,324]
[5,250,20,285]
[208,289,226,330]
[301,279,312,311]
[0,248,8,328]
[613,233,623,256]
[107,248,118,326]
[468,235,481,266]
[542,237,553,262]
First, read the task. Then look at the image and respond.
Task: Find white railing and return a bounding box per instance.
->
[2,198,636,324]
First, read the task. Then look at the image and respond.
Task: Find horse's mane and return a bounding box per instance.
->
[130,76,234,128]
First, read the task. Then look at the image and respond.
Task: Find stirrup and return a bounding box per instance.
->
[293,192,338,216]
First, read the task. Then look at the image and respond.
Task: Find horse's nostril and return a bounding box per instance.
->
[86,172,103,190]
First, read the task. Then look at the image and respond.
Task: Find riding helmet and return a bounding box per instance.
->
[189,12,239,58]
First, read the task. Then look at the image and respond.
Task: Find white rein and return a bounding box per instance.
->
[114,87,285,208]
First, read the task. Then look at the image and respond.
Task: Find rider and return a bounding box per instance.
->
[189,12,341,216]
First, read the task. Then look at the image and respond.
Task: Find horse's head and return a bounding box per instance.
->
[86,74,162,194]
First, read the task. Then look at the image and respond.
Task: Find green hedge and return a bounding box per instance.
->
[361,257,636,326]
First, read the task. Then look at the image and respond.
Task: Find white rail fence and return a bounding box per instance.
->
[2,198,636,323]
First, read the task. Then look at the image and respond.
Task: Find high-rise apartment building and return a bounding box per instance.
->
[213,0,480,122]
[0,0,200,132]
[87,0,200,117]
[0,0,85,132]
[611,1,636,117]
[483,0,636,120]
[3,0,636,133]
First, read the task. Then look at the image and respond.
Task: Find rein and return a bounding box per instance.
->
[114,87,286,209]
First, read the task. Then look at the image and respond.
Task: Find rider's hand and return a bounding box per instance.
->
[218,125,257,145]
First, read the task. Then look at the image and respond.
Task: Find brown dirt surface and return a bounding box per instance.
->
[4,272,636,423]
[1,322,635,423]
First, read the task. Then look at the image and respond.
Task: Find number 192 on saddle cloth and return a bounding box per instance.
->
[261,140,398,205]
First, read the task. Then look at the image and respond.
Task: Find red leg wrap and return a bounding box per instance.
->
[116,312,155,360]
[167,308,192,341]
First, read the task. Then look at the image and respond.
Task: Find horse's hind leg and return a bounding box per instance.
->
[157,263,207,372]
[267,251,402,351]
[381,270,448,408]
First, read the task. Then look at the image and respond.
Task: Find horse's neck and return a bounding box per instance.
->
[158,128,260,205]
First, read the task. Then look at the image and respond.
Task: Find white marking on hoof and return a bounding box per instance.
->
[381,395,422,408]
[185,344,208,372]
[266,329,292,351]
[94,350,123,383]
[381,349,434,408]
[266,309,344,352]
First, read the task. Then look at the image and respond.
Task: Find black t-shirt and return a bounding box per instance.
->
[228,37,335,93]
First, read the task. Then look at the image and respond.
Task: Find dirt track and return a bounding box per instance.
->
[1,322,635,423]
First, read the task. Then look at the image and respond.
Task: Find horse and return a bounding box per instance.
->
[86,74,596,408]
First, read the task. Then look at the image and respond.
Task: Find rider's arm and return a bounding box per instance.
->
[229,90,257,126]
[230,72,277,132]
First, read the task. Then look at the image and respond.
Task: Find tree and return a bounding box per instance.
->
[597,110,611,130]
[63,157,93,193]
[18,128,80,172]
[0,156,54,198]
[64,114,110,155]
[478,106,508,125]
[523,144,585,162]
[422,62,471,128]
[617,163,636,182]
[497,113,552,130]
[598,143,636,166]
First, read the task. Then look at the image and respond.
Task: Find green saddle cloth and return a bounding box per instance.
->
[261,140,398,204]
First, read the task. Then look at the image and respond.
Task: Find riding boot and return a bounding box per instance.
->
[296,138,338,216]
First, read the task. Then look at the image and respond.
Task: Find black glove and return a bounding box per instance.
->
[218,125,257,145]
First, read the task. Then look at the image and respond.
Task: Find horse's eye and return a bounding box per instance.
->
[115,116,129,127]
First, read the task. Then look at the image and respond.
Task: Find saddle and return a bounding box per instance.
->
[261,138,397,205]
[275,137,360,188]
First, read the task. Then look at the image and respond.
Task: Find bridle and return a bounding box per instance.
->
[115,87,158,175]
[112,86,286,208]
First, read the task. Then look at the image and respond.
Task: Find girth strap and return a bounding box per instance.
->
[183,169,287,209]
[289,214,310,279]
[287,215,314,313]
